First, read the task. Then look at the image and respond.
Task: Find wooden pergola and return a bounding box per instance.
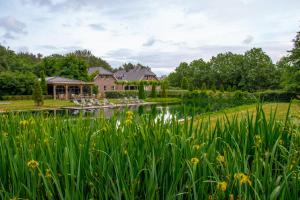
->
[46,77,94,100]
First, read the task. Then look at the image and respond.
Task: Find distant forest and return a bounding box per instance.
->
[0,29,299,96]
[167,30,300,93]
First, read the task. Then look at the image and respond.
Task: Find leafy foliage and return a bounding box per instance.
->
[32,80,44,106]
[138,82,146,99]
[0,71,36,96]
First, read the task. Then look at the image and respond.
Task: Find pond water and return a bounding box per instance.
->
[4,103,198,121]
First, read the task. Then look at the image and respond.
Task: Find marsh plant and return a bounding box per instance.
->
[0,105,299,199]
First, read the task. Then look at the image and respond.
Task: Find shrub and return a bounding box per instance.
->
[138,82,146,99]
[104,91,139,98]
[151,84,157,98]
[0,71,36,96]
[1,95,52,100]
[32,81,44,106]
[254,90,297,102]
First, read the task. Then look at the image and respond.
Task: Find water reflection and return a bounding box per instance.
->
[4,104,197,122]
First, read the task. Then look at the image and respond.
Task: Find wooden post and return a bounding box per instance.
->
[90,85,93,96]
[65,85,68,100]
[80,85,83,97]
[53,85,56,100]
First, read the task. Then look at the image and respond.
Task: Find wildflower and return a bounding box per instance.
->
[254,135,262,147]
[27,159,39,169]
[192,144,201,150]
[234,173,252,185]
[125,119,132,125]
[191,157,199,165]
[20,120,29,127]
[125,111,134,125]
[279,139,284,145]
[124,149,128,155]
[216,155,225,163]
[2,132,8,137]
[229,194,234,200]
[45,169,51,178]
[126,111,134,120]
[44,138,49,145]
[217,181,227,192]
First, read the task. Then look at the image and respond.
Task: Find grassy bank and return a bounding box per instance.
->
[0,100,74,112]
[144,97,182,104]
[0,104,299,199]
[194,102,300,127]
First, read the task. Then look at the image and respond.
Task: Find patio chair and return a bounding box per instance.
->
[94,99,102,106]
[134,96,142,104]
[73,99,83,107]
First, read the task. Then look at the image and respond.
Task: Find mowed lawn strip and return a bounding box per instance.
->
[0,100,75,112]
[194,102,300,125]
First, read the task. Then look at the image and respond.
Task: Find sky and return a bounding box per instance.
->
[0,0,299,75]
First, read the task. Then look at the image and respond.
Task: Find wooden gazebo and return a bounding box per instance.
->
[46,77,94,100]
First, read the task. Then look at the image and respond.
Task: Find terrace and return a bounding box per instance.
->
[46,77,94,100]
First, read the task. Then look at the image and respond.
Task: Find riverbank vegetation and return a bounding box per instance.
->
[0,104,299,199]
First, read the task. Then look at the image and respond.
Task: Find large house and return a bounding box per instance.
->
[88,66,122,93]
[88,66,159,94]
[46,67,159,99]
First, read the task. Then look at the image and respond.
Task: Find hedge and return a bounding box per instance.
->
[254,90,298,102]
[0,95,53,101]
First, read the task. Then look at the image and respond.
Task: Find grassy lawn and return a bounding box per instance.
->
[0,99,75,112]
[194,101,300,125]
[144,97,182,104]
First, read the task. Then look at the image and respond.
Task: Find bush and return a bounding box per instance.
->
[0,95,52,100]
[182,90,257,113]
[254,90,297,102]
[104,91,139,98]
[0,71,36,96]
[32,81,44,106]
[138,82,146,99]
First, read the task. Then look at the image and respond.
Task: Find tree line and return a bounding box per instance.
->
[0,48,112,96]
[167,31,300,93]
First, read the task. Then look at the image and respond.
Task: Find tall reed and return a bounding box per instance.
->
[0,104,299,199]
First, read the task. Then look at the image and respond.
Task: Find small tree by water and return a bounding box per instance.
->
[151,83,157,98]
[138,82,146,99]
[32,80,44,106]
[40,71,47,95]
[161,81,167,98]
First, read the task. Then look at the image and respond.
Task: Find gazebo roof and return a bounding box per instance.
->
[46,77,93,85]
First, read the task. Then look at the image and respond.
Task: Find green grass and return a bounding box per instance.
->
[0,103,299,199]
[0,100,75,112]
[194,101,300,126]
[144,97,182,104]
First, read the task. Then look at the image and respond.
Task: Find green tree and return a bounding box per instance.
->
[219,84,224,92]
[161,81,168,98]
[71,49,112,71]
[32,80,43,106]
[181,77,189,90]
[241,48,278,91]
[151,83,157,98]
[282,31,300,92]
[201,82,207,91]
[209,52,244,90]
[211,83,216,93]
[0,71,36,96]
[40,70,47,95]
[138,82,146,99]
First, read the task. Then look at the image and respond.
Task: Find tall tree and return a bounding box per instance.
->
[32,80,43,106]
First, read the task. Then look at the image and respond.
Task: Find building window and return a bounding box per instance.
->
[112,86,115,90]
[104,85,107,91]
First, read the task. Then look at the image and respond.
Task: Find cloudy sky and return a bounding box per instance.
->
[0,0,299,75]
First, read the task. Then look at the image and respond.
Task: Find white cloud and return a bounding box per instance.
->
[0,0,299,75]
